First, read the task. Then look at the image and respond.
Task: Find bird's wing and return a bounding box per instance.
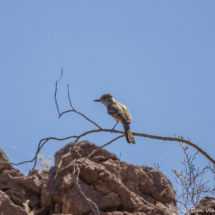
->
[107,102,131,123]
[121,104,132,122]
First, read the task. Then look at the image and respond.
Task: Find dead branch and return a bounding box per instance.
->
[174,142,215,208]
[155,141,215,214]
[55,67,63,117]
[2,128,215,171]
[55,69,101,129]
[1,69,215,173]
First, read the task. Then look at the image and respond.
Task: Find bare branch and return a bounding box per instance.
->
[54,69,101,129]
[207,162,215,175]
[1,128,215,172]
[67,84,74,109]
[67,84,102,129]
[157,141,215,213]
[55,67,63,116]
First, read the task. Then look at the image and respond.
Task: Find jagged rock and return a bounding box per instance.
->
[0,141,177,215]
[0,147,13,172]
[54,141,176,214]
[0,149,43,211]
[40,167,62,208]
[191,197,215,215]
[0,190,27,215]
[136,166,176,205]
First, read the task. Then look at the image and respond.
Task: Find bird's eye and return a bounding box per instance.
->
[103,97,106,99]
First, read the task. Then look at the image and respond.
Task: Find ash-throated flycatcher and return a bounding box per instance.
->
[94,94,135,144]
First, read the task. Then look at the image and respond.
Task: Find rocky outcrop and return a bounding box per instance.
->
[0,142,177,215]
[43,141,176,214]
[0,190,27,215]
[190,197,215,215]
[0,147,42,212]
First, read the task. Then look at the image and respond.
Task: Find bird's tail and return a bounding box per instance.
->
[123,123,135,144]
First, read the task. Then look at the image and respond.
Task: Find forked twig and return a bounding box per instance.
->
[55,69,101,129]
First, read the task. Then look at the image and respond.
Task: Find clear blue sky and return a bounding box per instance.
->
[0,1,215,194]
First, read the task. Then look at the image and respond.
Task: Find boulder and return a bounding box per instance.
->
[0,190,27,215]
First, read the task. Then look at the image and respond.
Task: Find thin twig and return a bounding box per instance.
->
[54,141,78,179]
[77,135,124,170]
[55,70,101,129]
[55,67,63,116]
[158,141,215,213]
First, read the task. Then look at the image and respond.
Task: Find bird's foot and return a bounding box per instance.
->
[111,122,118,133]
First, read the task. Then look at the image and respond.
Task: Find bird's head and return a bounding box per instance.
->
[94,94,114,106]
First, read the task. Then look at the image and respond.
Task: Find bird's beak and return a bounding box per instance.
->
[94,99,101,102]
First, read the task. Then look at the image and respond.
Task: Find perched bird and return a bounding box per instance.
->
[94,94,135,144]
